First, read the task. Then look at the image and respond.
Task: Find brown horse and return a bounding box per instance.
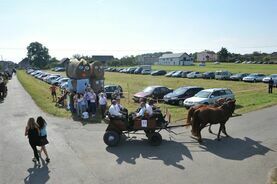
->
[185,98,227,133]
[191,100,236,142]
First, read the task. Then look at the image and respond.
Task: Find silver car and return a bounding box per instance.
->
[243,73,266,82]
[262,74,277,83]
[183,88,235,109]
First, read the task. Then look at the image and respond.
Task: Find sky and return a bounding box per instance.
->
[0,0,277,63]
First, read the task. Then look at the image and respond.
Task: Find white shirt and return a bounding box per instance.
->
[109,104,122,117]
[85,92,96,103]
[115,104,124,112]
[145,104,153,116]
[99,96,107,105]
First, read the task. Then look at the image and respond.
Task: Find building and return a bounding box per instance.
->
[136,52,172,65]
[58,58,70,67]
[158,53,193,66]
[197,50,217,62]
[91,55,114,65]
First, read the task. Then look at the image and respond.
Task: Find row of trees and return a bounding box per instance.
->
[107,56,137,67]
[23,42,276,69]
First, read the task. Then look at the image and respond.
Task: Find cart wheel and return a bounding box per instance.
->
[103,131,120,147]
[148,132,162,146]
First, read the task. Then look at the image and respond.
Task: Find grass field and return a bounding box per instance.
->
[18,63,277,123]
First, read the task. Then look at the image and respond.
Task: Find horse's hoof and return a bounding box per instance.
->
[217,138,221,141]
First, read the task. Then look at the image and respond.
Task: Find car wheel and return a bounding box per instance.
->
[204,102,209,105]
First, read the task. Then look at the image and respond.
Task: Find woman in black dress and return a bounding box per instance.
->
[25,118,41,166]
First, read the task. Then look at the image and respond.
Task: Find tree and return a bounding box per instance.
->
[217,47,229,62]
[27,42,50,68]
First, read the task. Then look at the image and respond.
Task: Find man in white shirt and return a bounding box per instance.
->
[109,100,122,117]
[136,102,146,117]
[99,92,107,119]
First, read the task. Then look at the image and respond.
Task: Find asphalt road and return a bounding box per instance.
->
[0,76,276,184]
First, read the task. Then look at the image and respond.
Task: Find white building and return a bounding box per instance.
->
[158,53,193,66]
[197,50,217,62]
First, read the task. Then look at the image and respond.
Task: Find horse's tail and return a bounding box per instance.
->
[185,107,195,128]
[191,110,200,137]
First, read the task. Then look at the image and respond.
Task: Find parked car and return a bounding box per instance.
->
[46,75,60,84]
[48,76,62,84]
[133,86,173,102]
[30,70,42,76]
[104,85,123,99]
[151,70,166,76]
[163,86,204,106]
[181,71,192,78]
[171,71,183,77]
[134,67,143,74]
[215,70,232,80]
[126,67,137,74]
[53,77,69,86]
[26,69,34,74]
[242,73,266,82]
[165,71,177,77]
[202,72,215,79]
[183,88,235,109]
[53,67,65,72]
[141,69,152,75]
[262,74,277,83]
[187,72,203,79]
[230,73,249,81]
[60,82,69,90]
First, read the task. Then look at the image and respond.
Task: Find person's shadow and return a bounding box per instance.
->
[106,137,193,170]
[24,159,50,184]
[199,136,273,160]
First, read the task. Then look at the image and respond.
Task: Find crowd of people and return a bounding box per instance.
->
[50,84,108,120]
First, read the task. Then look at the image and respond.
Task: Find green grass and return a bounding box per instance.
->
[18,63,277,123]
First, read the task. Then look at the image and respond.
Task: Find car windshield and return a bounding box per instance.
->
[194,91,211,98]
[248,74,258,77]
[143,86,155,93]
[269,74,277,78]
[173,87,187,95]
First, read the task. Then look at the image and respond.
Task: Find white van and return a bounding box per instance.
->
[215,70,232,80]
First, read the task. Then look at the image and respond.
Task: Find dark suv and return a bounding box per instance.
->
[133,86,173,102]
[163,86,204,106]
[104,85,123,99]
